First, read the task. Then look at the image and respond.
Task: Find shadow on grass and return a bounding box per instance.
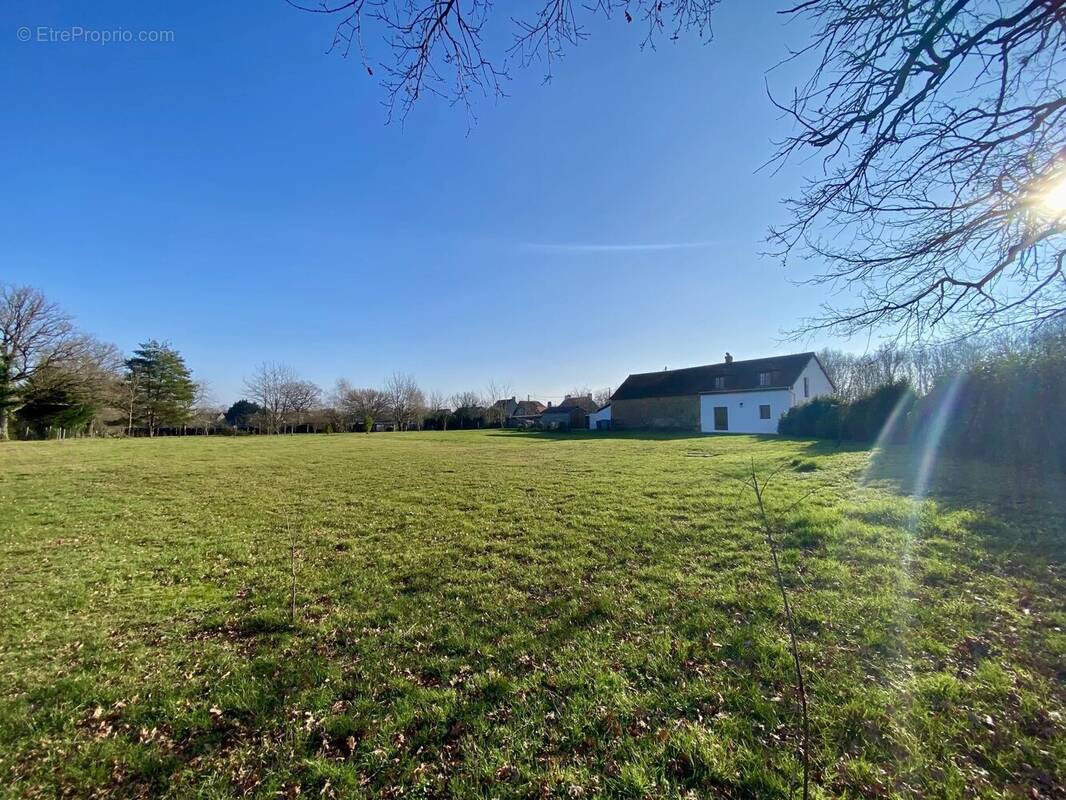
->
[489,430,874,454]
[864,445,1066,562]
[485,429,707,442]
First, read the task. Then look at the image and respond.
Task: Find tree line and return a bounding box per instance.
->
[814,334,1038,403]
[1,284,602,440]
[0,285,200,440]
[5,282,1062,458]
[790,324,1066,471]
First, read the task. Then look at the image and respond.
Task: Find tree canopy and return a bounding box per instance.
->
[125,341,196,435]
[0,284,93,439]
[224,399,263,427]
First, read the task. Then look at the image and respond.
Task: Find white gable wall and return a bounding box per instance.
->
[792,357,834,403]
[699,389,791,434]
[697,356,835,434]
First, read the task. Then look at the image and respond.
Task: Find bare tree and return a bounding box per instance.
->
[291,1,718,122]
[243,362,298,434]
[284,379,321,432]
[450,390,482,408]
[294,1,1064,339]
[0,285,93,440]
[770,1,1066,339]
[485,379,513,428]
[566,386,593,399]
[427,390,450,430]
[819,339,997,402]
[62,339,125,434]
[384,371,425,431]
[340,386,390,433]
[450,389,484,428]
[592,387,612,407]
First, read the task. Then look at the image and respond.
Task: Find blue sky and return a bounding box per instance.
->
[2,2,863,406]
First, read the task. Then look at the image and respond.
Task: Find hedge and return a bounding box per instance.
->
[779,345,1066,472]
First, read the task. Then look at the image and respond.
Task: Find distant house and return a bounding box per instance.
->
[587,403,611,430]
[490,397,520,421]
[611,352,834,434]
[509,399,546,427]
[491,397,548,427]
[540,395,598,430]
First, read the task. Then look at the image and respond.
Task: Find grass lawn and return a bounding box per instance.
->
[0,430,1063,799]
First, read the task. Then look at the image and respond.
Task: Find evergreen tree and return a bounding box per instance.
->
[223,399,261,427]
[15,369,96,438]
[125,341,195,435]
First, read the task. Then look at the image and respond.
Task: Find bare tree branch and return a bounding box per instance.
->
[768,0,1066,339]
[294,0,719,122]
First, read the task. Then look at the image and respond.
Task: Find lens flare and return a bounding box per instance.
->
[859,386,918,488]
[911,374,966,507]
[1035,171,1066,216]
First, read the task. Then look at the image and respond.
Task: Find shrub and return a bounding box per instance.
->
[841,380,915,442]
[778,397,843,439]
[910,343,1066,471]
[780,381,914,444]
[781,333,1066,473]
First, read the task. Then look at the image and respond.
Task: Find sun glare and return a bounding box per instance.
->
[1037,172,1066,215]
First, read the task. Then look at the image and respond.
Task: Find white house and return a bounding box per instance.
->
[610,352,834,434]
[587,403,611,429]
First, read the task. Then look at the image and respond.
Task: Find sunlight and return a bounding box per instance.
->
[1034,170,1066,217]
[911,374,966,508]
[858,386,918,488]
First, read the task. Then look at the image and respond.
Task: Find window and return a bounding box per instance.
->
[713,375,726,390]
[713,406,728,431]
[804,376,810,398]
[759,404,771,420]
[759,371,772,387]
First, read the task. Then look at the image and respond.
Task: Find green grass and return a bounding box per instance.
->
[0,430,1063,799]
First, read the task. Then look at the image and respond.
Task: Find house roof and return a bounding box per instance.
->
[513,400,546,416]
[612,353,818,401]
[544,396,598,414]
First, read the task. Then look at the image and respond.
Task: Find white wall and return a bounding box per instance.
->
[792,357,834,403]
[699,389,791,434]
[588,405,612,429]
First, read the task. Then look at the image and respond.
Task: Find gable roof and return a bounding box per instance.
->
[513,400,546,416]
[612,353,818,401]
[544,396,598,414]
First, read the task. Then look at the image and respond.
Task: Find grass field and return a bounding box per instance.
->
[1,430,1063,799]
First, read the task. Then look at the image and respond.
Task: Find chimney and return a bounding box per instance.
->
[724,352,733,363]
[547,401,552,408]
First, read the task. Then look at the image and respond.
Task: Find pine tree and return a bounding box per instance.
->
[125,341,195,436]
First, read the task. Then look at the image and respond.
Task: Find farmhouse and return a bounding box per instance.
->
[611,352,833,433]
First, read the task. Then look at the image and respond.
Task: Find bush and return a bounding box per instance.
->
[782,327,1066,471]
[778,397,843,439]
[841,380,915,442]
[779,381,914,443]
[911,344,1066,471]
